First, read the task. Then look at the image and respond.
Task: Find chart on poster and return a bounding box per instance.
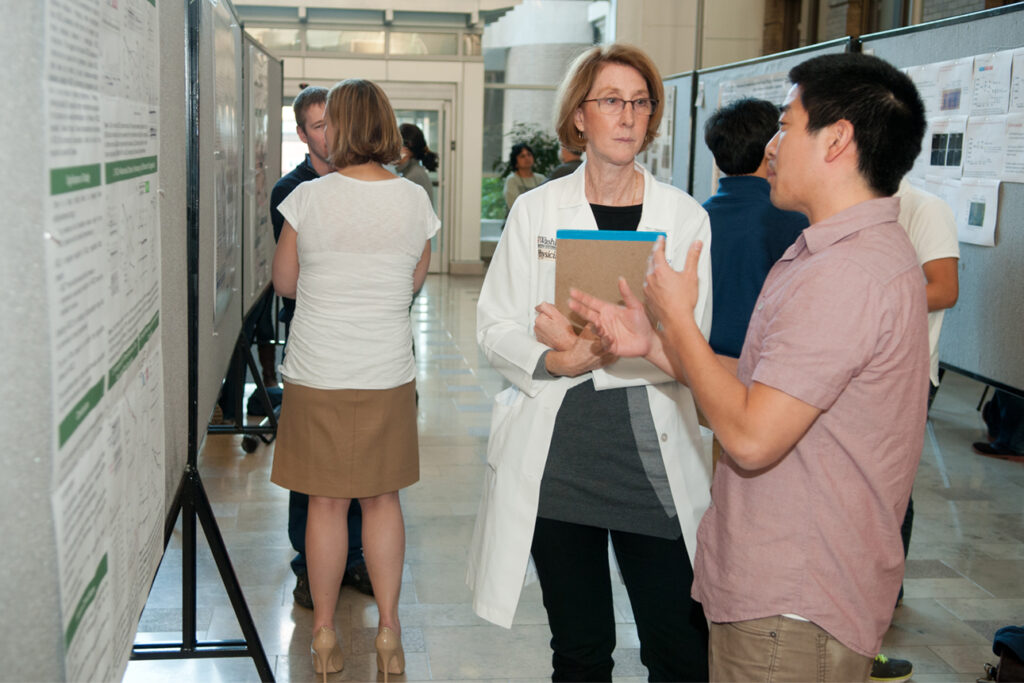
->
[42,0,165,679]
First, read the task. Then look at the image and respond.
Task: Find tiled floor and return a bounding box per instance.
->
[125,273,1024,682]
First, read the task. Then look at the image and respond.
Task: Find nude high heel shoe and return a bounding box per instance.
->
[310,626,344,683]
[375,626,405,683]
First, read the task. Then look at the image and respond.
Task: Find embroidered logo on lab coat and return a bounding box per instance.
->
[537,236,556,261]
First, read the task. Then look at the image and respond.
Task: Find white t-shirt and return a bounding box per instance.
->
[277,173,440,390]
[896,179,960,386]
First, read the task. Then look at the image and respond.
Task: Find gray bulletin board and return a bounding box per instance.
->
[690,38,851,204]
[860,5,1024,393]
[241,34,283,317]
[195,0,245,440]
[662,71,696,195]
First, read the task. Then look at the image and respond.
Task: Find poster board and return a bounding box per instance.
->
[661,71,696,194]
[0,0,191,680]
[195,0,245,441]
[690,39,851,204]
[859,4,1024,392]
[241,34,283,316]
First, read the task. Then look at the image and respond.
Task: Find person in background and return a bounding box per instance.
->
[270,86,375,612]
[546,144,584,180]
[272,78,437,682]
[502,142,546,213]
[570,52,929,682]
[469,43,712,681]
[701,97,808,359]
[975,390,1024,458]
[397,123,437,205]
[870,177,960,683]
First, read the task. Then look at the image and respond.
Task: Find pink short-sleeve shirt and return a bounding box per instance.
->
[691,197,929,657]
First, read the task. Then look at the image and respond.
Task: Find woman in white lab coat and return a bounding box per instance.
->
[467,44,713,681]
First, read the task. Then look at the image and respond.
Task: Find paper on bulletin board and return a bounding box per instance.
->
[923,116,968,177]
[923,175,961,214]
[1003,113,1024,183]
[955,178,999,246]
[935,58,973,116]
[1009,47,1024,113]
[554,230,665,332]
[905,63,941,118]
[963,115,1007,179]
[970,50,1013,115]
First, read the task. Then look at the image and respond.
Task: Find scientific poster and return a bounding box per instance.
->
[963,115,1007,179]
[923,116,968,177]
[43,0,165,679]
[1003,113,1024,183]
[718,71,791,107]
[1007,47,1024,113]
[637,85,674,184]
[955,178,1000,246]
[212,0,243,324]
[934,58,973,116]
[970,50,1013,116]
[248,45,272,299]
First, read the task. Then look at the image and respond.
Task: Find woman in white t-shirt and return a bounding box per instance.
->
[271,78,438,683]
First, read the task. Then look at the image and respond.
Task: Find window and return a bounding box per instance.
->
[245,27,301,53]
[390,32,458,56]
[306,29,385,55]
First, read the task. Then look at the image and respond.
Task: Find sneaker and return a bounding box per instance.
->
[293,572,313,609]
[870,654,913,682]
[972,441,1022,458]
[342,558,374,596]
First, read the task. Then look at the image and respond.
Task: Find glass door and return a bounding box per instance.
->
[391,100,450,273]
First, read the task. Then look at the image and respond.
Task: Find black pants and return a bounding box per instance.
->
[531,517,709,682]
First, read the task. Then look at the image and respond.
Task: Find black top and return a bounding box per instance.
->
[270,155,320,320]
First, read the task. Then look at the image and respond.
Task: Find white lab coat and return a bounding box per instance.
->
[466,162,714,628]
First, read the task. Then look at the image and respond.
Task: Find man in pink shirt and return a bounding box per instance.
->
[569,53,929,681]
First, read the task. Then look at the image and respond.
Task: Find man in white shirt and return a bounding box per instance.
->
[872,178,959,683]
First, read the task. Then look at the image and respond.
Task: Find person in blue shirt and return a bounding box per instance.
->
[702,98,808,358]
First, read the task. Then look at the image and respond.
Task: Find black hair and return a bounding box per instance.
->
[788,53,926,196]
[399,123,438,172]
[704,98,780,175]
[507,142,535,176]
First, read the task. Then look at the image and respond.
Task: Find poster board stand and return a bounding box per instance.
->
[130,3,273,679]
[130,466,273,681]
[207,291,280,454]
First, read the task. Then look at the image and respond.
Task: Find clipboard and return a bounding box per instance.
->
[554,229,666,331]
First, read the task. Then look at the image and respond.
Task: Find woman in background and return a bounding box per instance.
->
[468,44,712,681]
[398,122,438,206]
[272,78,438,683]
[502,141,547,213]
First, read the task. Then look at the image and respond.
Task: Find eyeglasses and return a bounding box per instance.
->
[582,97,658,116]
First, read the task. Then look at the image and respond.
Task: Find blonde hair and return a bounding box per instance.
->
[325,79,402,169]
[554,43,664,154]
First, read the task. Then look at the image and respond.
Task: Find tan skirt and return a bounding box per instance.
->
[271,380,419,498]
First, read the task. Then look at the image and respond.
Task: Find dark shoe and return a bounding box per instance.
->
[342,559,374,596]
[247,386,283,417]
[972,441,1022,458]
[870,654,913,682]
[293,572,313,609]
